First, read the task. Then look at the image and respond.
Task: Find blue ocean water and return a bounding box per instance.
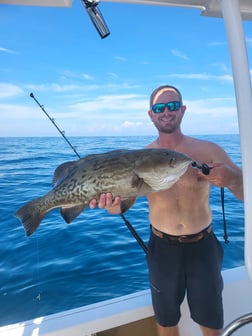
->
[0,135,244,326]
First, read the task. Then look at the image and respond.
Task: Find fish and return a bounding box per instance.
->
[15,148,193,237]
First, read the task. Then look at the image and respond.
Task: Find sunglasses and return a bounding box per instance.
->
[152,101,181,114]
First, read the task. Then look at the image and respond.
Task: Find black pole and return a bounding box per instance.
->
[120,214,148,254]
[30,93,81,159]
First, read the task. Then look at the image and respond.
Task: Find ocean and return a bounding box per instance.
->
[0,135,244,326]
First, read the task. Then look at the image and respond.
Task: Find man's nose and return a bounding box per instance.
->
[163,106,172,113]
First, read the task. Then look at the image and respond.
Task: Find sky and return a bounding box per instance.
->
[0,1,252,137]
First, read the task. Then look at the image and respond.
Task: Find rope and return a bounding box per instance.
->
[221,187,229,244]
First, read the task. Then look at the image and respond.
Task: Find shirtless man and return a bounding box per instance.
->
[90,85,243,336]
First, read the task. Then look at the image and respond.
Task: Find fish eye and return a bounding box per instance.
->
[169,157,176,167]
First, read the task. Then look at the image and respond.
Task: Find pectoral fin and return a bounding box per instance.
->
[60,204,87,223]
[120,197,136,213]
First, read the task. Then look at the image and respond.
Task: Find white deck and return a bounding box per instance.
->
[1,266,252,336]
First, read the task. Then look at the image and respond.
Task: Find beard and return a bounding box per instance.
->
[152,115,182,134]
[155,124,178,133]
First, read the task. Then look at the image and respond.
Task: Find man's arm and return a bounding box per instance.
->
[202,163,243,201]
[199,143,244,201]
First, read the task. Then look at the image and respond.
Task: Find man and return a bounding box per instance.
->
[89,85,243,336]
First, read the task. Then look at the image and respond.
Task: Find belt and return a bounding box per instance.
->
[151,225,212,243]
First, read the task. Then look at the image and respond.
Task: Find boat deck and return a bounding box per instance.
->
[98,316,157,336]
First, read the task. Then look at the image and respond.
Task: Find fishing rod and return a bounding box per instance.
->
[30,93,81,159]
[30,93,148,253]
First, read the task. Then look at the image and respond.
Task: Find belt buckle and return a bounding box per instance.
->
[178,232,204,243]
[178,235,188,243]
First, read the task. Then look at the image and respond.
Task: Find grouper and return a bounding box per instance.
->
[15,148,193,237]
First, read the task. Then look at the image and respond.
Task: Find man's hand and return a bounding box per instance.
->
[199,163,243,200]
[89,193,122,214]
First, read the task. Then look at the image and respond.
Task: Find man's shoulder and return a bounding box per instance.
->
[183,136,224,161]
[185,135,219,148]
[146,141,158,148]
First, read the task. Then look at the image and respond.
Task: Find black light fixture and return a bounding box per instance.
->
[81,0,110,39]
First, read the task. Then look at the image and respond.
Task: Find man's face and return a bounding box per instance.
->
[148,88,186,134]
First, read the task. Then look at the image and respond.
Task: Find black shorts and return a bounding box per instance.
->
[146,227,224,329]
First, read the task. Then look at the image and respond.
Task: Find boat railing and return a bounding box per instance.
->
[221,313,252,335]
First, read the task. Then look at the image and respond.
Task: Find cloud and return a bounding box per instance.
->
[59,70,94,81]
[71,93,146,108]
[0,93,239,136]
[209,62,229,72]
[106,72,119,79]
[182,98,238,134]
[207,41,226,47]
[120,120,144,128]
[0,75,239,137]
[0,83,24,99]
[82,74,94,81]
[25,83,99,93]
[114,56,127,62]
[161,73,233,82]
[184,97,237,117]
[24,81,140,97]
[171,49,190,60]
[0,47,16,55]
[0,103,41,119]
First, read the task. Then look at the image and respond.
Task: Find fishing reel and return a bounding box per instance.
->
[191,161,211,175]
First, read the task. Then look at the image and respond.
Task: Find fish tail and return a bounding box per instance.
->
[15,197,47,237]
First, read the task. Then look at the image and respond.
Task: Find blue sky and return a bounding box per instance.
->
[0,1,252,137]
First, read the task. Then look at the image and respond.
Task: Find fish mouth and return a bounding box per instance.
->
[179,160,193,172]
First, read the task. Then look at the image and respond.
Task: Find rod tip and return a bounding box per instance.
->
[30,92,34,98]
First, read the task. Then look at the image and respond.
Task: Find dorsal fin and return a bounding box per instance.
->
[85,149,129,161]
[52,161,77,187]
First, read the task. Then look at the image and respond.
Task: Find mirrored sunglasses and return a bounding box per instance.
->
[152,101,181,114]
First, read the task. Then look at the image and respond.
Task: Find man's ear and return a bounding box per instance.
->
[148,109,153,119]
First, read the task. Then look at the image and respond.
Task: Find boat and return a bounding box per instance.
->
[0,0,252,335]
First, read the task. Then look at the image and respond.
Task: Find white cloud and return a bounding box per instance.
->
[114,56,127,62]
[58,70,94,81]
[207,41,226,47]
[0,83,24,99]
[0,47,16,54]
[171,49,190,60]
[0,103,38,119]
[184,97,237,117]
[120,121,143,128]
[82,73,94,81]
[69,94,147,113]
[25,83,94,93]
[0,79,239,137]
[182,97,239,134]
[209,62,229,72]
[24,82,140,97]
[106,72,119,79]
[161,73,233,82]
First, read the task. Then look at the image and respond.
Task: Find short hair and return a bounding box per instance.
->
[149,85,183,108]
